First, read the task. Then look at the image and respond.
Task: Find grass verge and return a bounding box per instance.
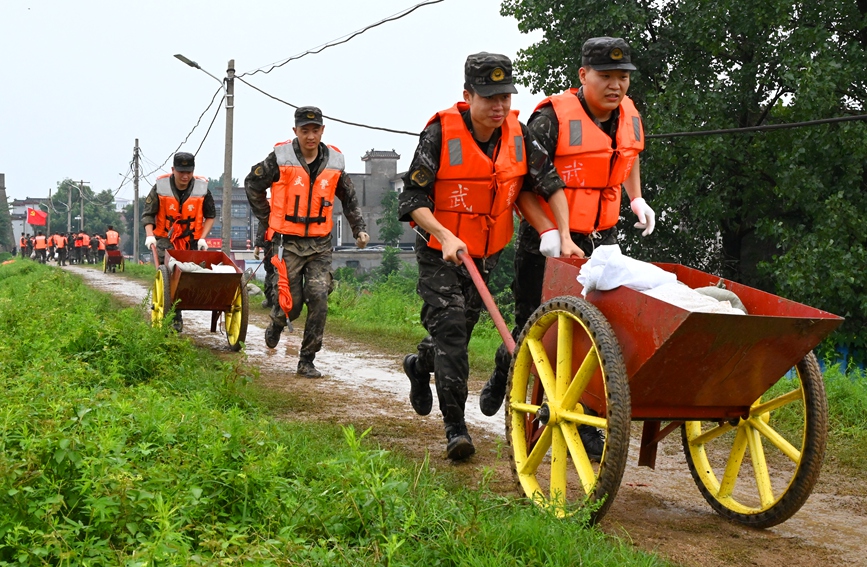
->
[0,258,670,566]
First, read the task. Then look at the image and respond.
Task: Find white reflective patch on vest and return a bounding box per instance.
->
[569,120,583,146]
[514,136,523,162]
[448,138,463,166]
[633,116,642,142]
[326,149,345,171]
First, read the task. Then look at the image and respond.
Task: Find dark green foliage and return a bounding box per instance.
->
[377,190,404,247]
[48,179,123,235]
[501,0,867,361]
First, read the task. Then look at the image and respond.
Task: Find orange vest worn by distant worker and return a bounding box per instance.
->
[153,174,208,250]
[269,142,344,238]
[428,102,527,258]
[105,229,119,246]
[535,89,644,234]
[34,235,47,250]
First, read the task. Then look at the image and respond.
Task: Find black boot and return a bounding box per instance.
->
[402,354,432,416]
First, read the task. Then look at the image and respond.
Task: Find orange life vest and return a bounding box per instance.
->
[535,89,644,233]
[34,235,47,250]
[427,103,527,258]
[153,174,208,249]
[97,237,105,250]
[55,235,67,249]
[269,142,344,238]
[81,234,91,247]
[20,237,26,248]
[105,230,119,246]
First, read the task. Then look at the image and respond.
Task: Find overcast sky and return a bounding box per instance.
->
[1,0,549,205]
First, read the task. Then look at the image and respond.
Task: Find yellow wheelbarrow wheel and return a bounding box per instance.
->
[224,282,249,351]
[151,266,171,327]
[102,254,108,273]
[682,352,828,528]
[506,296,631,523]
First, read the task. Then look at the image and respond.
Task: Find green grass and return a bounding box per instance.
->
[0,259,671,566]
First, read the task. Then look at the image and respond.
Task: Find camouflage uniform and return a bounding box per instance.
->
[399,105,565,439]
[245,139,366,364]
[141,175,217,264]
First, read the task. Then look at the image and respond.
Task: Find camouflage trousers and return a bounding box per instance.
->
[493,221,619,378]
[267,247,334,362]
[414,241,501,432]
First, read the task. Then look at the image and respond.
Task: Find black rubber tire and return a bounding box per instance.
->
[506,295,631,525]
[681,352,828,528]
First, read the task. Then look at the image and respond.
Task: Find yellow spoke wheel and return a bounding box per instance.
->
[682,352,827,528]
[119,255,125,272]
[225,283,249,351]
[151,266,171,327]
[506,296,630,523]
[102,254,108,273]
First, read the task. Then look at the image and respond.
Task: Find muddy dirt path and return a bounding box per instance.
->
[70,266,867,567]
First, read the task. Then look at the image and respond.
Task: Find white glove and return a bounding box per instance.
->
[539,228,561,257]
[253,247,260,260]
[197,239,208,251]
[145,236,157,249]
[630,197,656,237]
[355,232,370,249]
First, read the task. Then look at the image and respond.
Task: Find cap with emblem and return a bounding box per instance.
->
[295,106,323,127]
[173,152,195,172]
[581,37,637,71]
[464,52,518,97]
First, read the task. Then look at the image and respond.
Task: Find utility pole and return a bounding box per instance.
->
[133,138,140,262]
[79,180,85,232]
[67,184,72,232]
[221,59,235,254]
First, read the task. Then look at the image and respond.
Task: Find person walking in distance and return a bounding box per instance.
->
[244,106,369,378]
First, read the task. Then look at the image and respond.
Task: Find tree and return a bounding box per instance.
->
[502,0,867,360]
[377,190,403,247]
[48,179,122,236]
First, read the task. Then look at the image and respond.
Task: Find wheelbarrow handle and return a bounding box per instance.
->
[457,250,516,353]
[150,244,159,270]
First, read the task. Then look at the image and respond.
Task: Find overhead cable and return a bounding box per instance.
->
[236,77,420,136]
[647,114,867,139]
[238,0,445,78]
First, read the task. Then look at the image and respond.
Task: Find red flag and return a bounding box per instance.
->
[27,207,48,226]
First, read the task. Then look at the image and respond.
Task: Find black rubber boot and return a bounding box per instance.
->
[403,354,432,416]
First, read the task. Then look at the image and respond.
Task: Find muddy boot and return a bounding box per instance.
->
[402,354,432,416]
[171,312,183,333]
[479,367,508,416]
[264,322,284,349]
[296,359,322,378]
[578,404,604,462]
[445,423,475,461]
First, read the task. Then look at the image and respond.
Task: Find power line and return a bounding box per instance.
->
[236,77,420,136]
[142,85,224,179]
[238,0,445,78]
[647,113,867,139]
[194,93,226,155]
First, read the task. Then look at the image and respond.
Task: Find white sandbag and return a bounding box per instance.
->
[577,244,677,296]
[641,282,746,315]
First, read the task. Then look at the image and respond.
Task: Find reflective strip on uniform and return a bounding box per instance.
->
[569,120,583,146]
[447,138,463,166]
[633,116,642,142]
[155,176,208,197]
[514,136,524,162]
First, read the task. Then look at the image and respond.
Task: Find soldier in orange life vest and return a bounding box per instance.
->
[480,38,656,459]
[54,232,68,266]
[104,225,120,251]
[33,231,48,264]
[19,233,27,258]
[142,152,217,331]
[80,231,91,264]
[398,52,575,461]
[245,106,369,378]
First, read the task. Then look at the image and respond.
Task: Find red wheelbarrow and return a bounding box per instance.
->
[150,246,248,351]
[467,254,843,527]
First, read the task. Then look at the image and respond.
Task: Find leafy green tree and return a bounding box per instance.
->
[208,175,240,193]
[377,190,403,247]
[48,179,122,236]
[502,0,867,360]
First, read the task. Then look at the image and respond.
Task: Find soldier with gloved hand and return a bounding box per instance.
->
[245,106,368,378]
[142,151,217,331]
[481,37,653,463]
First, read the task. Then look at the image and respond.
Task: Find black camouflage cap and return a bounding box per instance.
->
[464,52,518,97]
[295,106,323,127]
[581,37,637,71]
[173,152,195,172]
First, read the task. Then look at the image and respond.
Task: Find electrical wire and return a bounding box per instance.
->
[238,0,445,78]
[236,77,420,136]
[142,85,224,179]
[647,114,867,139]
[195,94,226,155]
